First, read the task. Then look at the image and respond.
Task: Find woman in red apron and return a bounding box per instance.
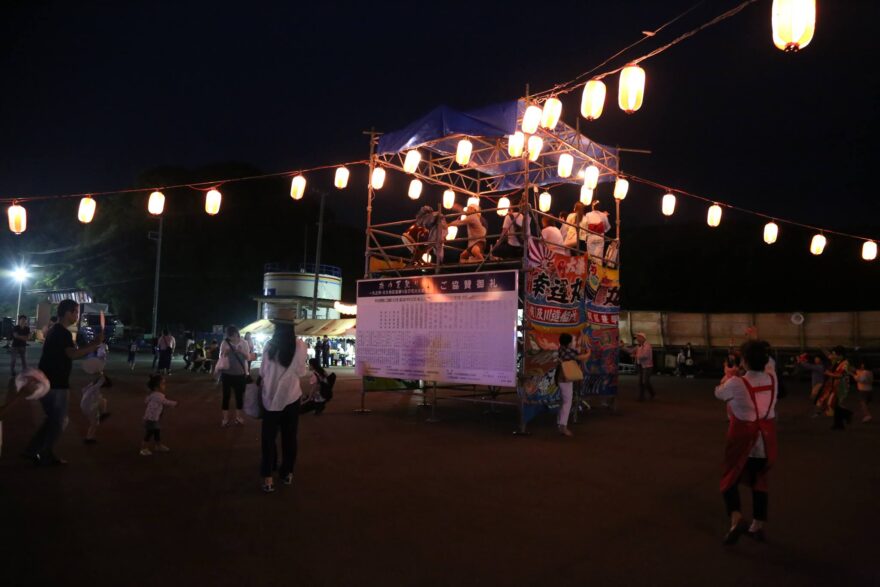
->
[714,340,778,545]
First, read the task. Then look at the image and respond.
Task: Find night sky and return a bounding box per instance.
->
[1,1,878,326]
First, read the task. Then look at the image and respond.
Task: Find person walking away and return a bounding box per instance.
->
[218,325,251,427]
[623,333,655,401]
[300,358,336,415]
[825,346,854,430]
[583,199,611,263]
[156,329,175,375]
[321,335,331,368]
[127,339,139,371]
[24,299,104,465]
[854,360,873,423]
[540,216,567,255]
[714,340,778,545]
[141,374,177,455]
[11,315,30,376]
[555,333,591,436]
[258,315,308,492]
[81,365,111,444]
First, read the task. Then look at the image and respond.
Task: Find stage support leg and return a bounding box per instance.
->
[354,383,371,414]
[426,381,440,423]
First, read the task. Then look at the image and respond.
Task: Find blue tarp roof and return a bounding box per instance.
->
[377,100,618,191]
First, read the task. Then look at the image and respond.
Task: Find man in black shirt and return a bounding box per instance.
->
[24,299,104,465]
[11,314,30,376]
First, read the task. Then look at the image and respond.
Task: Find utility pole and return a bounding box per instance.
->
[149,216,163,336]
[311,190,326,319]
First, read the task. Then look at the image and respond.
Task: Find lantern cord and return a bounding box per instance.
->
[0,160,369,204]
[533,0,762,101]
[625,173,880,243]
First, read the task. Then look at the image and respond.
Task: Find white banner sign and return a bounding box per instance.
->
[356,270,518,387]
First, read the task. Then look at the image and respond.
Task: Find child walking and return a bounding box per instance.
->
[141,374,177,456]
[81,372,112,444]
[128,340,139,371]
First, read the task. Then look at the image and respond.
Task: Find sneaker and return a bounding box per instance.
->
[154,444,171,452]
[221,419,229,427]
[234,416,245,425]
[282,473,293,485]
[140,448,152,456]
[262,483,276,493]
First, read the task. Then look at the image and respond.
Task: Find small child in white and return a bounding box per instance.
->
[81,372,112,444]
[141,374,177,456]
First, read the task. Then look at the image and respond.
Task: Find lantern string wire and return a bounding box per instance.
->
[533,0,762,101]
[0,160,369,204]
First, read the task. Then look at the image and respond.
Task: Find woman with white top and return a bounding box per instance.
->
[714,340,778,545]
[258,318,308,493]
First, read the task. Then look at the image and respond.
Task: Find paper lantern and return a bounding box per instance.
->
[581,79,606,120]
[408,179,422,200]
[443,190,456,209]
[334,167,349,189]
[541,97,562,129]
[580,186,594,206]
[661,193,676,217]
[618,64,645,114]
[522,105,542,134]
[613,177,629,200]
[7,204,26,234]
[403,150,421,173]
[772,0,816,52]
[421,253,432,263]
[539,191,552,212]
[290,175,306,200]
[763,221,779,244]
[205,189,222,215]
[446,225,458,241]
[497,196,510,216]
[707,204,722,227]
[148,191,165,215]
[508,132,525,157]
[557,154,574,178]
[527,135,543,162]
[810,233,826,255]
[370,167,386,190]
[583,164,599,189]
[78,196,97,223]
[456,139,473,166]
[862,240,878,261]
[466,196,480,209]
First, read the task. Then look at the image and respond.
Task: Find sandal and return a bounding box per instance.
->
[262,483,276,493]
[282,473,293,485]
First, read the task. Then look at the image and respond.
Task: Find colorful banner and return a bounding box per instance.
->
[520,250,619,421]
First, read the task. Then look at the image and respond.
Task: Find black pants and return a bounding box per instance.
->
[222,374,247,410]
[722,457,769,521]
[492,242,523,259]
[260,400,301,478]
[300,400,326,415]
[832,405,853,429]
[144,424,161,443]
[637,366,655,400]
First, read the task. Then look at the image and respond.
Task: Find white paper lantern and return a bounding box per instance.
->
[613,177,629,200]
[148,191,165,215]
[205,189,222,216]
[541,97,562,129]
[403,150,421,173]
[772,0,816,52]
[408,179,423,200]
[527,135,543,162]
[334,167,349,189]
[661,193,676,217]
[583,164,599,190]
[443,190,456,209]
[497,196,510,216]
[581,79,606,120]
[456,139,473,166]
[7,203,26,234]
[618,64,645,114]
[862,240,878,261]
[290,175,306,200]
[557,154,574,178]
[707,204,722,227]
[538,191,552,212]
[466,196,480,209]
[763,222,779,244]
[78,196,97,223]
[810,233,826,255]
[370,167,386,190]
[508,132,525,157]
[580,186,594,206]
[522,105,542,134]
[446,225,458,241]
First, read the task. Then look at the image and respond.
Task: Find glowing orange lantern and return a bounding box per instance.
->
[661,193,676,217]
[522,105,542,134]
[334,167,349,189]
[148,191,165,215]
[763,222,779,244]
[862,241,877,261]
[408,179,422,200]
[404,150,422,173]
[541,97,562,129]
[581,79,606,120]
[370,168,386,190]
[618,64,645,114]
[78,196,97,223]
[205,189,222,215]
[7,203,26,234]
[583,164,599,190]
[772,0,816,52]
[707,204,722,227]
[290,175,306,200]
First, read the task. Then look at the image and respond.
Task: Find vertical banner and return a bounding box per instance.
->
[520,252,620,420]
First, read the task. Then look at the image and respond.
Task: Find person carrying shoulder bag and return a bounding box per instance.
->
[218,325,251,427]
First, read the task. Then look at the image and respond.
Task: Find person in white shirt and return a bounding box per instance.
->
[714,340,778,545]
[492,204,524,259]
[141,374,177,456]
[258,317,308,493]
[854,360,874,423]
[562,202,586,253]
[583,199,611,264]
[156,329,176,375]
[540,216,567,255]
[623,333,655,401]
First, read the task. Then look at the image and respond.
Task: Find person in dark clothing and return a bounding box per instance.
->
[24,300,104,465]
[321,336,331,368]
[11,315,30,376]
[313,338,323,366]
[300,358,335,415]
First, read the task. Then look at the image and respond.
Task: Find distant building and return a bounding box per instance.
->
[254,263,342,320]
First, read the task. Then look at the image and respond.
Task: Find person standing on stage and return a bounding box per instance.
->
[24,299,104,465]
[583,199,611,263]
[714,340,778,545]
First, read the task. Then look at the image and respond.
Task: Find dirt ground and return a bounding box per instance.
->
[1,347,878,586]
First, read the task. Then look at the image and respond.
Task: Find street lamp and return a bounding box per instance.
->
[12,266,29,319]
